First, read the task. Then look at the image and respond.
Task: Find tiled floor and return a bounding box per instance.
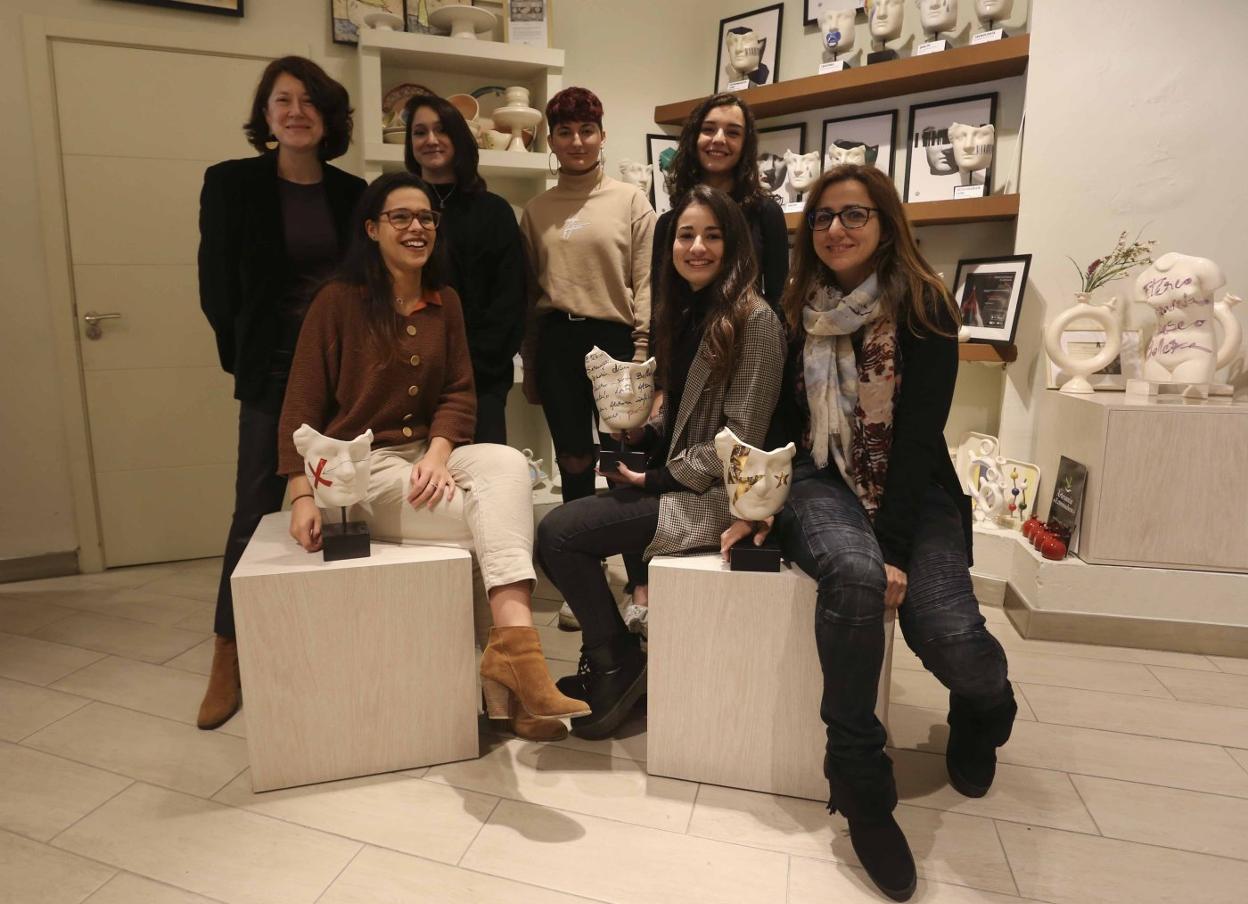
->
[2,557,1248,904]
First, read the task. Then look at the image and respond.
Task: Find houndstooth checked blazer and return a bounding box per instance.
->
[644,298,786,561]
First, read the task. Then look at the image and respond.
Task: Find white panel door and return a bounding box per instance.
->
[54,40,270,566]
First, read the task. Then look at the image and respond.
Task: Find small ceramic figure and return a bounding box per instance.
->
[781,149,821,206]
[713,427,796,522]
[617,159,653,199]
[825,142,869,170]
[585,346,657,432]
[917,0,958,37]
[947,122,995,186]
[819,7,860,66]
[866,0,906,61]
[724,27,770,85]
[292,425,373,509]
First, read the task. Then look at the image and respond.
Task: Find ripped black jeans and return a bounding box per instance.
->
[775,462,1014,818]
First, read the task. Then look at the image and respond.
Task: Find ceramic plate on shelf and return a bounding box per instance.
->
[382,82,434,127]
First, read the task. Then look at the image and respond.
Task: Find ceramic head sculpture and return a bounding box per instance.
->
[617,159,653,198]
[714,427,797,522]
[917,0,958,34]
[867,0,906,41]
[974,0,1014,24]
[782,149,822,199]
[292,425,374,509]
[820,8,858,56]
[825,142,869,170]
[585,346,657,431]
[725,27,768,83]
[948,122,995,174]
[1134,252,1244,385]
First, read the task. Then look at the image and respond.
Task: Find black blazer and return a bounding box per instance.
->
[198,153,366,402]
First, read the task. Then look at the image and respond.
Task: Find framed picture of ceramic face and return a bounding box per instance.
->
[646,133,680,215]
[821,110,897,177]
[904,93,998,202]
[1047,330,1142,391]
[715,4,784,93]
[803,0,865,27]
[333,0,407,45]
[953,254,1031,345]
[757,124,808,210]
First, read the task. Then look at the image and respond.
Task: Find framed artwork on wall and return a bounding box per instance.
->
[953,254,1031,345]
[332,0,407,45]
[503,0,553,47]
[904,92,998,202]
[757,123,807,208]
[115,0,243,14]
[821,110,897,176]
[1047,330,1142,391]
[803,0,865,27]
[715,4,784,93]
[646,133,680,214]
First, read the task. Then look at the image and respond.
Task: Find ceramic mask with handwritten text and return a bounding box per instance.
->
[714,427,797,522]
[868,0,906,40]
[820,9,858,54]
[292,425,373,508]
[585,347,657,432]
[948,122,995,173]
[918,0,958,33]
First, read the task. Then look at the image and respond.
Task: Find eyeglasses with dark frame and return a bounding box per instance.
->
[807,206,879,231]
[379,208,440,230]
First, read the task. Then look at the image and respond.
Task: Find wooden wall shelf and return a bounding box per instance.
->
[960,344,1017,363]
[784,193,1020,232]
[654,35,1029,125]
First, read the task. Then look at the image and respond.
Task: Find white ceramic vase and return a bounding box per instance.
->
[1044,293,1122,394]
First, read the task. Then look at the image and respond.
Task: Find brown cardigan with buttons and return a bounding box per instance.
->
[277,280,476,477]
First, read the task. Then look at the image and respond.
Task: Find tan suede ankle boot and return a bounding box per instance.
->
[197,635,241,730]
[480,626,590,720]
[508,695,569,741]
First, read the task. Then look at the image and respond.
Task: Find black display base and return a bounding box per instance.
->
[323,521,371,562]
[598,449,649,474]
[867,48,900,64]
[729,537,782,573]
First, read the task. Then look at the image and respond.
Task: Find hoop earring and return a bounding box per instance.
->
[547,152,560,176]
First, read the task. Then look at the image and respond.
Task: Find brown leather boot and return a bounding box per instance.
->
[480,626,590,720]
[197,635,241,730]
[507,695,569,741]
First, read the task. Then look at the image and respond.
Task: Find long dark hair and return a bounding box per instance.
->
[402,93,487,195]
[243,56,353,160]
[333,172,452,353]
[781,164,958,338]
[665,94,770,211]
[654,185,762,388]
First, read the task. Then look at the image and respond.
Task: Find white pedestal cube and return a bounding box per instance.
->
[646,555,894,802]
[232,513,478,791]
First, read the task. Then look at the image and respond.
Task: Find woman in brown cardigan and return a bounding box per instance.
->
[278,171,586,740]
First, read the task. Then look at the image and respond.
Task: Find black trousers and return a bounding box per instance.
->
[536,488,659,648]
[475,379,512,445]
[213,377,288,638]
[535,313,633,503]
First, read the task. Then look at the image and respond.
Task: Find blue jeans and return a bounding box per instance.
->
[776,461,1014,818]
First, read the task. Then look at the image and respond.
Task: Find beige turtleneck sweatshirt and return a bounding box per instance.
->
[520,168,656,365]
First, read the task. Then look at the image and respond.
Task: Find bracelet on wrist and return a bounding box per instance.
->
[290,493,315,505]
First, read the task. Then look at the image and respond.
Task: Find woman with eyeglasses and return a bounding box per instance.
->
[403,93,526,444]
[721,164,1015,903]
[278,171,588,741]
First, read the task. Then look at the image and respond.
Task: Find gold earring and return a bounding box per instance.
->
[264,134,278,151]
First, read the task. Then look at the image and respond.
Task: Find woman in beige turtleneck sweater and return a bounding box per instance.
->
[520,87,656,508]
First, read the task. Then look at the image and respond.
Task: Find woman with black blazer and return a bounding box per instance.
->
[197,55,365,731]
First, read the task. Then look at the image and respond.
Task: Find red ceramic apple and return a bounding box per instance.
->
[1040,534,1068,560]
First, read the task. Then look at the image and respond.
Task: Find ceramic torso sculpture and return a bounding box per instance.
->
[725,27,769,85]
[617,159,653,199]
[585,346,657,432]
[948,122,995,185]
[1135,253,1244,385]
[918,0,958,37]
[782,150,821,204]
[713,427,797,522]
[820,8,859,63]
[825,142,869,170]
[292,425,374,509]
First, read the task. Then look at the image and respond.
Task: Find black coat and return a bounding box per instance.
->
[198,153,366,401]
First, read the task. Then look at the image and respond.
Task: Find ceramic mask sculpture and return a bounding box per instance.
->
[819,8,858,60]
[617,159,653,198]
[714,427,797,522]
[585,346,657,432]
[782,150,822,203]
[725,27,769,85]
[292,425,374,509]
[1134,253,1244,385]
[825,142,869,170]
[868,0,906,41]
[918,0,958,35]
[974,0,1013,25]
[947,122,995,183]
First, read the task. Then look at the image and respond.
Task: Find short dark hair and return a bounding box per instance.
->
[667,93,770,211]
[243,56,353,161]
[402,93,487,196]
[545,86,604,131]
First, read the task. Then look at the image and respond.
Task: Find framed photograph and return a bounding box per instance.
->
[953,254,1031,345]
[904,92,997,203]
[115,0,243,14]
[757,123,808,210]
[333,0,406,45]
[405,0,458,34]
[502,0,552,47]
[646,133,680,215]
[803,0,864,27]
[715,4,784,93]
[1047,330,1142,391]
[822,110,897,177]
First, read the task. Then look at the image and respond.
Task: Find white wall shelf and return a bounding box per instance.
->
[365,142,552,179]
[358,29,564,79]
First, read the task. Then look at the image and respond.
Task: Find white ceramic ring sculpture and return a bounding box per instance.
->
[585,347,657,432]
[713,427,797,522]
[292,425,374,508]
[1044,296,1122,394]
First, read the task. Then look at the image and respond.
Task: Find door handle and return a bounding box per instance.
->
[83,311,122,340]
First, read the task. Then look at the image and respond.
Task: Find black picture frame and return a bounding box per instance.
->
[114,0,243,15]
[952,253,1032,346]
[821,109,898,177]
[646,133,680,214]
[803,0,864,28]
[715,4,784,93]
[904,92,998,203]
[333,0,409,46]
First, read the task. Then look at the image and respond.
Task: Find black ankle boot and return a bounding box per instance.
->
[946,693,1018,798]
[825,754,914,901]
[555,654,590,701]
[570,634,646,740]
[847,815,916,902]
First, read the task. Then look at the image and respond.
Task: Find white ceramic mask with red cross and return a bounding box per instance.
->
[292,424,374,509]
